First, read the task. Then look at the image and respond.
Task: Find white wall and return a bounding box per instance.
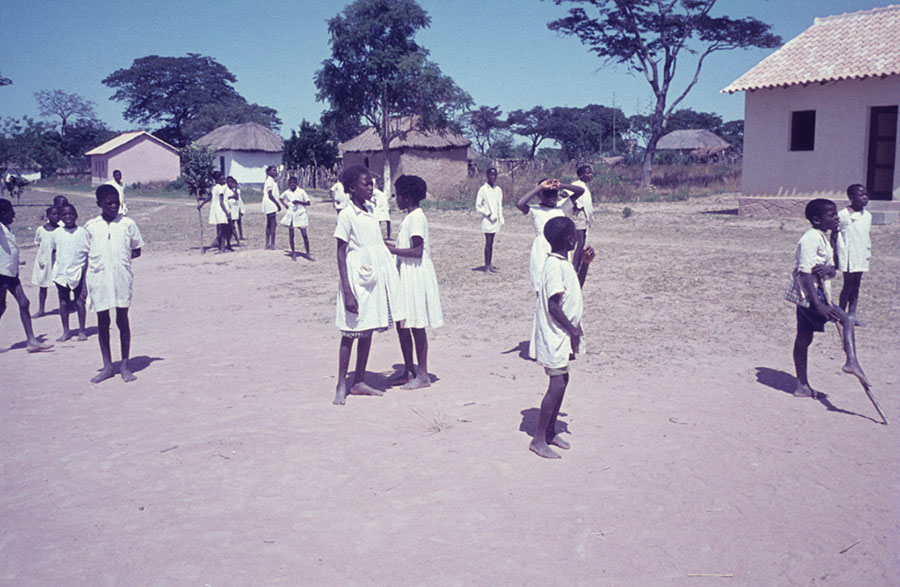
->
[219,151,282,187]
[742,76,900,200]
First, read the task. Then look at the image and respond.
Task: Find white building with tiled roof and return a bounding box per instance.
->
[86,131,180,186]
[724,5,899,204]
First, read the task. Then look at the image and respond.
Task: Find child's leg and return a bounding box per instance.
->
[385,220,391,240]
[792,330,815,397]
[73,281,87,340]
[401,327,431,390]
[483,233,494,270]
[574,229,587,272]
[268,214,278,249]
[300,227,312,259]
[237,216,244,240]
[392,325,417,384]
[349,334,382,396]
[216,224,226,252]
[289,227,296,260]
[334,336,354,405]
[34,286,47,317]
[92,310,115,383]
[56,284,72,341]
[833,309,868,386]
[10,283,51,352]
[546,372,570,449]
[839,272,864,324]
[116,307,136,382]
[530,373,568,459]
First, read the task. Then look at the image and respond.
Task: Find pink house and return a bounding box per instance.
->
[86,131,180,186]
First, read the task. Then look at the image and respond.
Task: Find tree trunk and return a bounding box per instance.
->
[640,96,668,189]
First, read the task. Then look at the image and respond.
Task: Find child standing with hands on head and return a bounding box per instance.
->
[530,216,594,459]
[31,205,59,317]
[84,184,144,383]
[385,175,443,390]
[835,184,872,326]
[333,165,406,405]
[280,176,314,261]
[52,203,88,342]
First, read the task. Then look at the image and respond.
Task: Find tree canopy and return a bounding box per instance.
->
[464,105,508,155]
[34,89,98,133]
[548,0,780,186]
[507,106,555,160]
[283,120,339,170]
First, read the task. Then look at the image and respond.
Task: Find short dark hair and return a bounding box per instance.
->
[59,203,77,217]
[340,165,371,192]
[576,164,592,177]
[395,175,427,203]
[0,198,12,215]
[46,205,59,216]
[53,195,68,206]
[266,165,278,174]
[486,166,497,175]
[544,216,575,249]
[804,198,836,223]
[847,183,866,198]
[96,184,119,201]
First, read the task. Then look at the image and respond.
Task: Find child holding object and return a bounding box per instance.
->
[787,198,868,398]
[385,175,443,390]
[0,199,54,353]
[31,205,59,317]
[475,166,504,273]
[530,216,594,459]
[52,204,88,342]
[83,185,144,383]
[280,177,314,261]
[333,165,406,405]
[835,184,872,326]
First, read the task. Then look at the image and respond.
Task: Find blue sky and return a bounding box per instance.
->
[0,0,887,138]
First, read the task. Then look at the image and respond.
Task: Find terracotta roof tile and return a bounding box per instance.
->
[723,4,900,93]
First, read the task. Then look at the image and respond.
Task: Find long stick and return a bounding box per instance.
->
[196,197,204,253]
[862,383,889,425]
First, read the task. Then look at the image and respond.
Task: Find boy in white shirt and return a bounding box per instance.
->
[475,167,504,273]
[262,165,283,250]
[0,199,53,352]
[569,165,594,272]
[83,185,144,383]
[529,216,594,459]
[52,204,88,342]
[835,184,872,326]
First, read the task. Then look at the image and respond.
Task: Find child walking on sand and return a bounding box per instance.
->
[385,175,443,390]
[262,165,282,250]
[475,166,504,273]
[835,184,872,326]
[31,205,59,317]
[0,199,53,353]
[333,165,406,405]
[52,203,88,342]
[83,185,144,383]
[788,198,868,398]
[280,176,314,261]
[529,216,594,459]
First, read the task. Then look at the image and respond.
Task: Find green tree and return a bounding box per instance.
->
[34,89,99,133]
[548,0,780,187]
[1,117,64,178]
[507,106,554,159]
[315,0,472,195]
[181,100,282,141]
[464,105,508,154]
[283,120,339,188]
[665,108,723,133]
[546,104,629,160]
[179,143,217,198]
[719,119,743,148]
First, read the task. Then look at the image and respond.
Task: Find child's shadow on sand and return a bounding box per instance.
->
[754,366,878,423]
[519,408,569,439]
[502,340,532,361]
[127,355,164,374]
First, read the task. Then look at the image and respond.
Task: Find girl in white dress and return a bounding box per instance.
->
[31,206,59,317]
[333,165,406,405]
[279,177,314,261]
[385,175,443,390]
[226,176,245,244]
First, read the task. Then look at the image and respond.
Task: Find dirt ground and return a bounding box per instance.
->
[1,186,898,585]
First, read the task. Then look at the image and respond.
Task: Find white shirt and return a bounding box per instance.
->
[535,253,583,369]
[331,182,349,212]
[262,176,280,214]
[476,183,504,233]
[281,187,310,226]
[372,188,390,222]
[568,180,593,229]
[84,215,144,312]
[52,226,88,288]
[0,223,19,277]
[836,207,871,272]
[527,200,572,293]
[795,227,833,302]
[105,180,127,216]
[208,184,229,224]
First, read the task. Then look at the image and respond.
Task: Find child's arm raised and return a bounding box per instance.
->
[385,236,423,258]
[559,182,585,202]
[336,238,357,314]
[516,181,553,214]
[577,246,595,287]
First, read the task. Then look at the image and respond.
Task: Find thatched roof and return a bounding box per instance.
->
[657,129,730,150]
[341,116,470,153]
[197,122,284,153]
[86,131,178,156]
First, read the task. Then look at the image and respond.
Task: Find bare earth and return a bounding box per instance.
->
[2,187,898,585]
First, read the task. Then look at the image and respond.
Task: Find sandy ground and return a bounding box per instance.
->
[1,187,898,585]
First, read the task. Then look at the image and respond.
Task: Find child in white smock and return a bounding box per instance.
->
[31,205,59,317]
[279,176,313,261]
[52,203,88,342]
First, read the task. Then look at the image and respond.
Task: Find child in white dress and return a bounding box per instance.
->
[386,175,443,390]
[279,177,314,261]
[31,205,59,317]
[333,166,406,405]
[372,177,391,239]
[52,204,88,342]
[262,165,283,250]
[227,176,246,241]
[475,167,504,273]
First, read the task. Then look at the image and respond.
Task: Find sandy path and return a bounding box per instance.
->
[1,188,898,584]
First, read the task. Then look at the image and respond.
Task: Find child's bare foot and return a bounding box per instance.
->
[333,384,348,405]
[306,253,315,262]
[91,366,115,383]
[842,361,870,387]
[388,370,414,386]
[26,341,53,353]
[548,434,570,450]
[77,331,88,341]
[529,439,561,459]
[488,266,499,273]
[56,331,72,342]
[291,253,297,261]
[793,382,817,398]
[349,382,384,397]
[400,375,431,390]
[120,363,137,383]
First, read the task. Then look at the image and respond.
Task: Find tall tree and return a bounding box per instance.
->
[34,89,98,133]
[315,0,472,195]
[548,0,780,187]
[181,100,282,141]
[546,104,629,160]
[507,106,554,159]
[283,120,340,187]
[464,105,508,154]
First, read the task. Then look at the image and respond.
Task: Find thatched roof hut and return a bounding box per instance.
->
[340,116,470,154]
[657,129,730,151]
[196,122,283,152]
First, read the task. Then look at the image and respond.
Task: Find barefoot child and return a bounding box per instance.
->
[227,176,245,242]
[333,166,406,405]
[568,164,594,272]
[372,177,391,239]
[31,205,59,317]
[279,177,314,261]
[83,185,144,383]
[835,184,872,326]
[107,169,127,216]
[788,198,868,398]
[529,217,594,459]
[52,204,88,342]
[262,165,282,250]
[0,199,53,352]
[475,166,504,273]
[385,175,443,390]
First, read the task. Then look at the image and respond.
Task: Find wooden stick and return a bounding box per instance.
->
[862,383,889,425]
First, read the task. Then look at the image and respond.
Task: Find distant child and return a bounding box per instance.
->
[568,164,594,272]
[529,216,594,459]
[83,185,144,383]
[209,173,231,253]
[332,165,406,405]
[385,175,443,390]
[107,169,127,216]
[279,176,314,261]
[475,166,504,273]
[227,176,245,241]
[789,198,868,398]
[262,165,282,250]
[53,196,69,226]
[52,203,88,342]
[835,184,872,326]
[330,179,349,215]
[31,205,59,317]
[372,177,391,239]
[0,199,53,352]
